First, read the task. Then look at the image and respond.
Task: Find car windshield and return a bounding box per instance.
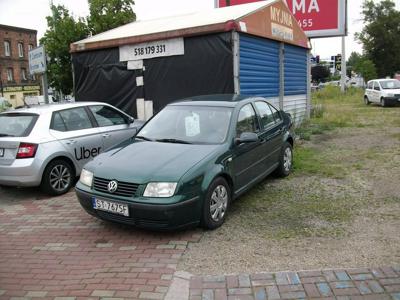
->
[138,105,233,144]
[380,80,400,89]
[0,113,38,137]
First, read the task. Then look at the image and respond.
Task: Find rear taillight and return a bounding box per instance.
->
[16,143,38,159]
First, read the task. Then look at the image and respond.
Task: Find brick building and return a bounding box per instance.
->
[0,24,41,107]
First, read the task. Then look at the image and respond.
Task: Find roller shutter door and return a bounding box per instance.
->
[239,34,280,97]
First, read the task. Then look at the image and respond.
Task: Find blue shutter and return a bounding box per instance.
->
[239,34,280,97]
[284,44,307,95]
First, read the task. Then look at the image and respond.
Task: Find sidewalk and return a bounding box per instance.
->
[185,267,400,300]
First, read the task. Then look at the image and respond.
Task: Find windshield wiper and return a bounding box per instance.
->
[0,133,14,137]
[135,135,153,141]
[156,138,192,144]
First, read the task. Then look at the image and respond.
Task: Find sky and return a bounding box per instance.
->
[0,0,399,60]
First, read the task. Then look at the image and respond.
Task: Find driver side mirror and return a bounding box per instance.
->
[128,117,135,124]
[235,132,259,145]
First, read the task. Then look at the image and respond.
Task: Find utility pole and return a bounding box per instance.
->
[340,36,346,93]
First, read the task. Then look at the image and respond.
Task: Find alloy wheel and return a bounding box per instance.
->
[210,185,228,222]
[283,147,292,172]
[49,164,71,192]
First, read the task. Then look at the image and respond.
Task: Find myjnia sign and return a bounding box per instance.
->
[217,0,347,38]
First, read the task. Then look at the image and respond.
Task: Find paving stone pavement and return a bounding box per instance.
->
[188,267,400,300]
[0,189,201,300]
[1,188,399,300]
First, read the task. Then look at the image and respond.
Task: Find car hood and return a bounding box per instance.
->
[89,140,220,183]
[383,88,400,94]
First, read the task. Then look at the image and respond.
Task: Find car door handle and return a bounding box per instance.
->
[65,139,77,145]
[102,133,111,138]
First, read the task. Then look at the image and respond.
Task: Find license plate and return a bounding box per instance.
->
[92,197,129,216]
[0,148,4,157]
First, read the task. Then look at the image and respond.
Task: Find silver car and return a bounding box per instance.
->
[0,102,142,195]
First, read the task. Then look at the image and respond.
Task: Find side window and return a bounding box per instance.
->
[51,112,67,131]
[254,101,275,129]
[367,81,373,89]
[269,104,282,122]
[58,108,93,131]
[89,105,127,127]
[236,104,259,137]
[373,82,380,91]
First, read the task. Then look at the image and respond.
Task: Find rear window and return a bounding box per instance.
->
[0,113,38,137]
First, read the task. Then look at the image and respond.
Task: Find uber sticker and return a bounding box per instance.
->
[185,113,200,137]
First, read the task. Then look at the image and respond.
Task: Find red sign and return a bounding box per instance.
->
[218,0,346,38]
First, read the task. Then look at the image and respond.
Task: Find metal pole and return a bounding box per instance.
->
[42,73,49,104]
[0,79,3,97]
[340,36,346,93]
[214,0,219,8]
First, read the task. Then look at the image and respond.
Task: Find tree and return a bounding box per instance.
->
[87,0,136,35]
[311,65,330,83]
[355,59,378,83]
[356,0,400,77]
[40,4,88,95]
[347,52,362,69]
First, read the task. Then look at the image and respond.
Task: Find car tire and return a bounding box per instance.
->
[364,96,370,105]
[201,177,231,230]
[274,142,293,177]
[381,97,387,107]
[41,159,74,196]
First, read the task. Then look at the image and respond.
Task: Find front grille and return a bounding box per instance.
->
[96,211,169,228]
[394,94,400,98]
[93,177,139,197]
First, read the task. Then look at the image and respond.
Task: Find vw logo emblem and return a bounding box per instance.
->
[107,180,118,193]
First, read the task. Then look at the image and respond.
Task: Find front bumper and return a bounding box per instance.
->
[0,158,42,187]
[383,97,400,104]
[75,187,202,230]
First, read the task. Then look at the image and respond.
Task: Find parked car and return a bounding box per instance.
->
[0,102,143,195]
[76,94,294,230]
[364,79,400,107]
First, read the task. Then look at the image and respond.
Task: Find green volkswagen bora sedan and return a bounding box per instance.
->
[76,95,294,230]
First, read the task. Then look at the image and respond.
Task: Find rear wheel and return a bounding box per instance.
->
[274,142,293,177]
[364,96,370,105]
[201,177,230,230]
[41,160,74,196]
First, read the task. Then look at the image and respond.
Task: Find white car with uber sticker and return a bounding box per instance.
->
[0,102,143,195]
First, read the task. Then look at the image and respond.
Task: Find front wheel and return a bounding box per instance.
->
[41,160,74,196]
[381,97,387,107]
[274,142,293,177]
[201,177,231,230]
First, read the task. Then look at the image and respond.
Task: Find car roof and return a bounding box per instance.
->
[1,102,107,115]
[169,94,257,108]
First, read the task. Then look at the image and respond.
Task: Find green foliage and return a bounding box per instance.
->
[311,65,330,83]
[88,0,136,35]
[356,0,400,77]
[355,59,377,83]
[40,5,88,95]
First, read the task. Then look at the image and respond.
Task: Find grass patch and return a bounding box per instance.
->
[229,181,354,239]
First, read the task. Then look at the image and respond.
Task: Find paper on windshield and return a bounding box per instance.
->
[185,113,200,137]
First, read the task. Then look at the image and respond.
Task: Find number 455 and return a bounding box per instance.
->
[299,19,313,28]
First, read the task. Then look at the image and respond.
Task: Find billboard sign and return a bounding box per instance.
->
[217,0,347,38]
[28,45,47,75]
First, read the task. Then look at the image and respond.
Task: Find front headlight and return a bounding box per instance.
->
[80,169,93,187]
[143,182,177,197]
[387,93,394,97]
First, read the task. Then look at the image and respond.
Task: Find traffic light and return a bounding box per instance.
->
[335,54,342,72]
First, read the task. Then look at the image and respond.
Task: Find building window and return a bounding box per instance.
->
[18,43,24,57]
[28,44,33,52]
[7,68,14,82]
[4,41,11,56]
[21,68,27,81]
